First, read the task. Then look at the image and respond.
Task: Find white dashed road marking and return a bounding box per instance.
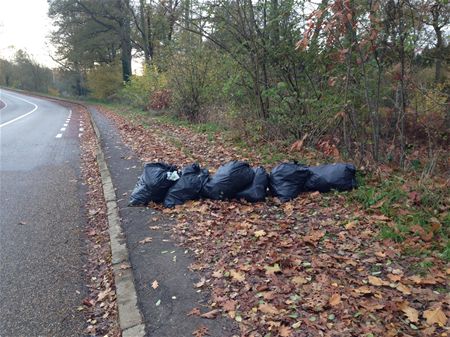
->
[55,133,62,138]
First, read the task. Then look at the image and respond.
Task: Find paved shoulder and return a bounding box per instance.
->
[88,106,237,337]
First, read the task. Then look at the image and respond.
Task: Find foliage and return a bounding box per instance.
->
[167,44,224,121]
[0,51,53,93]
[44,0,450,169]
[86,61,123,100]
[119,64,168,109]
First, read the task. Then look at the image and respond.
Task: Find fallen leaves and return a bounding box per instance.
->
[329,293,341,307]
[200,309,221,319]
[192,325,209,337]
[79,105,119,336]
[423,306,447,326]
[138,237,152,244]
[254,229,267,238]
[229,269,245,282]
[399,302,419,323]
[187,307,201,316]
[151,280,159,289]
[194,277,206,288]
[368,275,388,286]
[99,105,450,337]
[259,303,279,315]
[395,283,411,295]
[291,276,308,286]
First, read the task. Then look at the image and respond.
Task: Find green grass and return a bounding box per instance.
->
[350,172,449,260]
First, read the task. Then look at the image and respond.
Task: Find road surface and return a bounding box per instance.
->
[0,90,86,336]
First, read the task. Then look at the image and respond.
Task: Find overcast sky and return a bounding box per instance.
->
[0,0,55,67]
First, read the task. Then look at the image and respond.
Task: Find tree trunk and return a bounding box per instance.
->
[433,24,443,83]
[119,0,132,81]
[140,0,151,63]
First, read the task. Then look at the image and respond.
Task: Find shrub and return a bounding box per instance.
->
[86,61,123,99]
[119,64,168,109]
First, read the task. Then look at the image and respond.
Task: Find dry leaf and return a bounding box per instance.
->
[423,307,447,326]
[138,237,152,244]
[119,263,131,270]
[398,302,419,323]
[292,276,308,285]
[97,289,110,301]
[254,229,267,238]
[222,300,237,311]
[259,303,279,315]
[151,280,159,289]
[354,286,372,295]
[329,293,341,307]
[194,277,206,288]
[187,307,201,316]
[264,263,281,275]
[229,269,245,282]
[304,230,325,243]
[279,325,293,337]
[395,283,411,295]
[192,325,209,337]
[368,276,387,286]
[345,220,357,230]
[200,309,221,319]
[387,274,402,282]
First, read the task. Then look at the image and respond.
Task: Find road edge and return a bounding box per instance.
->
[2,88,147,337]
[87,107,146,337]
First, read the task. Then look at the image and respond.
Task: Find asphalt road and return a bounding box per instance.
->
[0,90,86,337]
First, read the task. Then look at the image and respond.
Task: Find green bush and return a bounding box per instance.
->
[86,61,123,99]
[119,64,168,109]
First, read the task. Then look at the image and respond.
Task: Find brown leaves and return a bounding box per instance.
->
[138,237,152,244]
[254,229,267,238]
[99,105,450,337]
[200,309,221,319]
[398,302,419,323]
[292,276,308,286]
[329,293,341,307]
[423,307,447,326]
[229,269,245,282]
[192,325,209,337]
[303,230,325,244]
[187,307,201,316]
[194,277,206,288]
[279,325,293,337]
[368,276,388,286]
[259,303,279,315]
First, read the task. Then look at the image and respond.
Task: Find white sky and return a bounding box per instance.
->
[0,0,56,67]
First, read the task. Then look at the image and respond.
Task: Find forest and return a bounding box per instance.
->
[0,0,448,170]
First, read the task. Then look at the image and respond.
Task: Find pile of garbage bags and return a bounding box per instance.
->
[128,160,357,207]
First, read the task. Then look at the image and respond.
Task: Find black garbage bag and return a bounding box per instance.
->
[164,163,210,208]
[201,161,254,200]
[305,163,357,193]
[269,162,311,202]
[235,166,269,202]
[129,162,179,206]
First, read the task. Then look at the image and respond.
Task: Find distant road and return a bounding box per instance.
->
[0,90,86,336]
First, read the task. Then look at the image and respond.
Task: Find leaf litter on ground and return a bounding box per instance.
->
[97,105,449,337]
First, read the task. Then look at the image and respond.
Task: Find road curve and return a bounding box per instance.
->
[0,89,86,336]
